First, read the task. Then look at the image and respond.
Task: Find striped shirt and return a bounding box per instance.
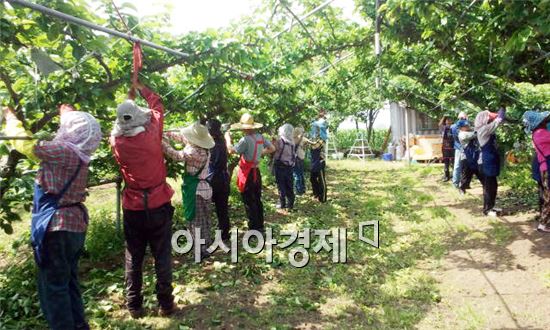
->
[34,141,89,232]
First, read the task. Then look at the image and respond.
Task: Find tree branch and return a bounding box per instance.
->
[92,53,113,82]
[0,69,24,121]
[0,150,23,201]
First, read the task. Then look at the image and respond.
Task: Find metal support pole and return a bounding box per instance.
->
[116,178,122,234]
[7,0,190,59]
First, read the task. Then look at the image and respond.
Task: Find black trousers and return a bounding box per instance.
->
[443,157,453,179]
[460,161,483,190]
[482,176,498,214]
[310,168,327,203]
[275,164,295,208]
[210,175,230,240]
[123,203,174,311]
[241,169,264,231]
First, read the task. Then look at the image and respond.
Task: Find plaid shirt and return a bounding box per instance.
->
[34,141,89,232]
[163,132,212,200]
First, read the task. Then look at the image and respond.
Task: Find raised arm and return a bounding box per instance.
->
[133,81,165,136]
[162,138,191,162]
[482,109,506,136]
[165,131,187,144]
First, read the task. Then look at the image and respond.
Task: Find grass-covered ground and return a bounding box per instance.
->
[1,160,549,329]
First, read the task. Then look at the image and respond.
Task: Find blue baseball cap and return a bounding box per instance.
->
[456,119,470,128]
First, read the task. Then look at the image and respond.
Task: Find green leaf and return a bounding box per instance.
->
[71,42,86,60]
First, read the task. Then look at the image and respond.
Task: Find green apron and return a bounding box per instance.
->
[181,161,207,222]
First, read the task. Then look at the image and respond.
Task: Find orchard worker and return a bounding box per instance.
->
[438,115,454,182]
[523,110,550,233]
[206,119,231,241]
[163,122,215,259]
[225,113,275,232]
[474,107,506,217]
[451,111,468,188]
[457,121,482,195]
[293,126,307,195]
[4,105,101,330]
[110,79,176,318]
[309,109,328,203]
[274,123,296,210]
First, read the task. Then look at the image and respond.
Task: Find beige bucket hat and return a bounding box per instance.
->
[230,113,263,130]
[180,122,215,149]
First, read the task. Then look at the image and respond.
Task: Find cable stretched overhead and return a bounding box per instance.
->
[6,0,190,59]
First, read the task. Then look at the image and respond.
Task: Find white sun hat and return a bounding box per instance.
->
[180,121,215,149]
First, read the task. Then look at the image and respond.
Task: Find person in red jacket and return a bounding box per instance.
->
[110,80,175,318]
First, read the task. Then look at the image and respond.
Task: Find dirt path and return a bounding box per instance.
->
[416,171,550,329]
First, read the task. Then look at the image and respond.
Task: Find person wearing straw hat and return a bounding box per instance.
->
[110,80,176,318]
[4,105,102,330]
[225,113,275,232]
[523,110,550,233]
[163,122,215,258]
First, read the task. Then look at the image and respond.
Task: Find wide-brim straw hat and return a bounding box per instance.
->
[180,122,215,149]
[230,113,263,130]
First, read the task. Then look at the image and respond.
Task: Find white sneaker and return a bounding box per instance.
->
[492,207,502,213]
[537,223,550,233]
[486,210,498,217]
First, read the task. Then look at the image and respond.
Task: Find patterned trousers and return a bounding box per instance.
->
[190,196,213,253]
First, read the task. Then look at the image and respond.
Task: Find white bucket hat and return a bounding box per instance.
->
[180,122,215,149]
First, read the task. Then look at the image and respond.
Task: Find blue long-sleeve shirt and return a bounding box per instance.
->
[450,124,461,150]
[310,118,328,141]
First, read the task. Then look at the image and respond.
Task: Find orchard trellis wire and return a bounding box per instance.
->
[5,0,191,58]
